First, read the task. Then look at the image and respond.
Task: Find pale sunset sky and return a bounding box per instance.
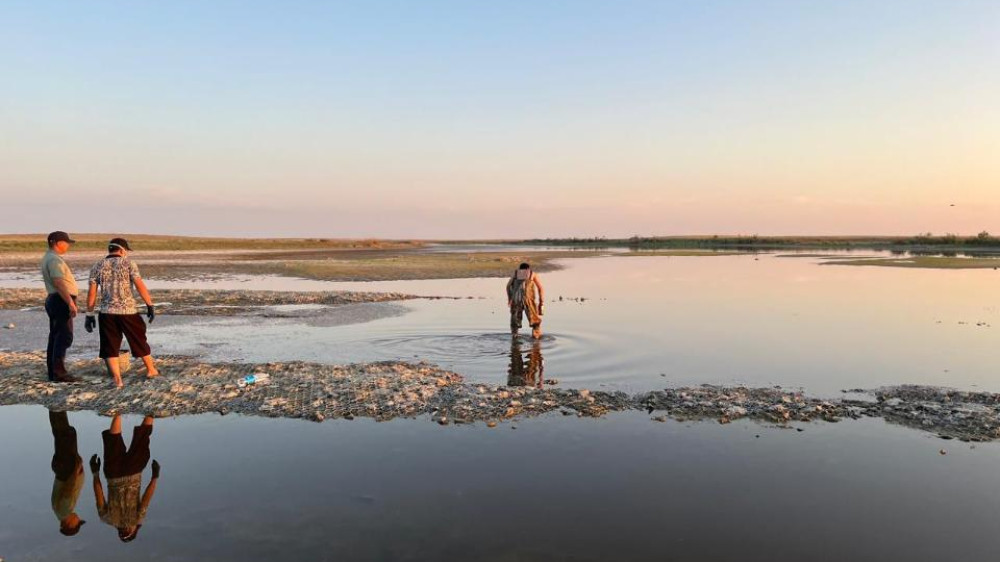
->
[2,1,998,238]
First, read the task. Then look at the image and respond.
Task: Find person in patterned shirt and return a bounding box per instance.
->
[84,238,159,388]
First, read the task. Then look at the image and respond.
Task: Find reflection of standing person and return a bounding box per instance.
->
[507,337,544,387]
[91,414,160,543]
[506,262,545,339]
[85,238,159,388]
[41,231,81,382]
[49,410,86,536]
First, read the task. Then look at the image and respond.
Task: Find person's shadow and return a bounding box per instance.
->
[507,337,544,388]
[48,410,86,536]
[90,414,161,543]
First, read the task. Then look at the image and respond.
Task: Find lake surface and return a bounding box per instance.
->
[97,254,1000,396]
[4,406,1000,561]
[2,252,1000,560]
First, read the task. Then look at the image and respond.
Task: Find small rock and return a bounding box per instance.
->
[4,323,14,329]
[487,421,497,428]
[939,449,947,455]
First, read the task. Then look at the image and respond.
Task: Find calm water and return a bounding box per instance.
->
[3,253,1000,560]
[123,254,1000,396]
[3,406,1000,561]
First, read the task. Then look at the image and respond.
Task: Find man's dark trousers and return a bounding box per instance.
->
[45,294,74,381]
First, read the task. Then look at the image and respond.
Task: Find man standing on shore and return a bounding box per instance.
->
[506,262,545,339]
[41,231,81,383]
[84,238,159,388]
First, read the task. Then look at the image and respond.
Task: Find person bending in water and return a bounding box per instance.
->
[506,262,545,339]
[91,414,160,543]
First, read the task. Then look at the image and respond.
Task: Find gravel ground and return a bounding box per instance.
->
[2,351,999,441]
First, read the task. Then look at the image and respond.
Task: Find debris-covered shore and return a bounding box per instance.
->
[0,288,462,316]
[2,352,999,441]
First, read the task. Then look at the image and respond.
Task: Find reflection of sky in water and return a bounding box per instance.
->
[5,254,1000,560]
[4,406,1000,560]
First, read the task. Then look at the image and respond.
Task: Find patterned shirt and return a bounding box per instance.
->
[89,256,142,315]
[99,474,148,528]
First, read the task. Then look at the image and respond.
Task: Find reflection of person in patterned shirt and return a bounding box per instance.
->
[91,414,160,543]
[84,238,159,388]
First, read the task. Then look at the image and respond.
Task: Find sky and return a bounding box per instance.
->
[1,0,998,238]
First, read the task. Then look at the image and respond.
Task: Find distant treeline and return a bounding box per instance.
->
[524,232,1000,250]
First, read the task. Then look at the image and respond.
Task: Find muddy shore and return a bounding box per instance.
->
[0,288,464,316]
[2,352,998,441]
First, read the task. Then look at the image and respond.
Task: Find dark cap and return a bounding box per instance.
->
[108,237,132,251]
[47,231,76,245]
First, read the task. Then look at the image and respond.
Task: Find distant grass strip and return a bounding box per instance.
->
[822,257,1000,269]
[524,233,1000,251]
[0,234,424,253]
[248,251,585,281]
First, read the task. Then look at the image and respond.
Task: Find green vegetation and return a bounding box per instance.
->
[0,234,424,252]
[523,232,1000,251]
[246,251,584,281]
[822,256,1000,269]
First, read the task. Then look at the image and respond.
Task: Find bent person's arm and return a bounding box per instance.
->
[534,276,545,303]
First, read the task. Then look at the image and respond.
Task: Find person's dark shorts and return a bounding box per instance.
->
[98,313,151,358]
[102,425,152,479]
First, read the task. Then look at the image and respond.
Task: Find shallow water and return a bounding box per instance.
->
[4,253,1000,559]
[4,254,1000,395]
[3,406,1000,561]
[110,254,1000,396]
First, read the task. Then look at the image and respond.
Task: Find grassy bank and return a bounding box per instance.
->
[523,233,1000,252]
[0,234,425,252]
[821,257,1000,269]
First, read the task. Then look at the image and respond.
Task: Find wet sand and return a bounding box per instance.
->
[0,287,460,316]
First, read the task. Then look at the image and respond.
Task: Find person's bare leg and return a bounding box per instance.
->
[110,414,122,435]
[103,358,123,388]
[141,415,154,427]
[139,355,159,378]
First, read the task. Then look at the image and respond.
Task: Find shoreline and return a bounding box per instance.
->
[0,287,469,316]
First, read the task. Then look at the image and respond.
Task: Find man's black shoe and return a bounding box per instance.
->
[53,375,81,383]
